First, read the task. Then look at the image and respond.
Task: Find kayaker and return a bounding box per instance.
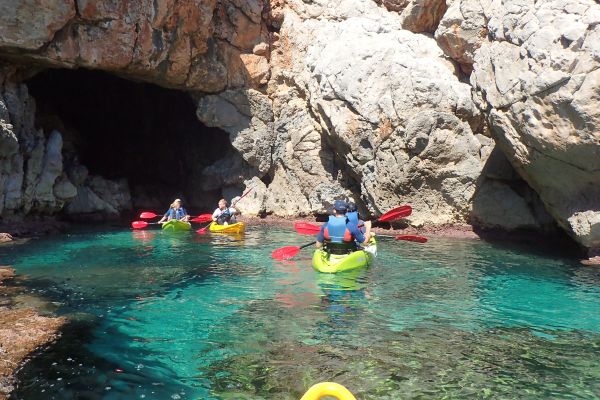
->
[347,202,372,237]
[157,199,189,224]
[316,200,371,254]
[212,198,239,225]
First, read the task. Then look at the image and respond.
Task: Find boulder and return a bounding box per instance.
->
[471,0,600,250]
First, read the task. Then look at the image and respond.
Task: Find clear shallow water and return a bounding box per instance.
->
[2,227,600,399]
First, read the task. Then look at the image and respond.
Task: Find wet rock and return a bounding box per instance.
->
[0,234,12,244]
[0,307,65,399]
[0,266,65,399]
[0,267,14,282]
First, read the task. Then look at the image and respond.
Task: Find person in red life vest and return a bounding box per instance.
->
[316,200,372,254]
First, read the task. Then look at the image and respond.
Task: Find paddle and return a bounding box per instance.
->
[377,233,428,243]
[196,186,255,234]
[272,241,316,260]
[131,221,160,229]
[293,205,413,235]
[294,222,321,235]
[139,212,212,222]
[377,205,412,223]
[189,214,212,223]
[294,222,427,243]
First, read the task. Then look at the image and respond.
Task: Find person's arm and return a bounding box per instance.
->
[231,207,240,215]
[351,224,369,246]
[182,208,190,222]
[212,209,219,222]
[316,224,326,248]
[363,220,372,236]
[158,210,169,224]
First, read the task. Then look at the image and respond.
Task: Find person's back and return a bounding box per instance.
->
[317,200,366,254]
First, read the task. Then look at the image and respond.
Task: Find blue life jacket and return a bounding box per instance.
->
[165,207,187,221]
[324,215,353,244]
[346,211,366,233]
[346,211,359,226]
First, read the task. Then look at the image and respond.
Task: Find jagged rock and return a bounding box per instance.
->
[222,177,268,215]
[399,0,448,33]
[53,175,77,200]
[197,89,274,175]
[64,176,132,217]
[0,0,75,50]
[435,0,491,73]
[32,130,63,212]
[471,0,600,250]
[261,4,488,224]
[0,0,269,91]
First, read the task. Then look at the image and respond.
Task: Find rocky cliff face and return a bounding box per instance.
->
[0,0,598,253]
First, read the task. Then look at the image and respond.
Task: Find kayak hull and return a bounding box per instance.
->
[312,238,377,273]
[161,220,191,232]
[208,222,246,234]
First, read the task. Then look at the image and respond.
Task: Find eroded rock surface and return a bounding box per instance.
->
[470,0,600,250]
[0,0,599,252]
[0,66,131,217]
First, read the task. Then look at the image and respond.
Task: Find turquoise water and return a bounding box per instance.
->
[2,227,600,399]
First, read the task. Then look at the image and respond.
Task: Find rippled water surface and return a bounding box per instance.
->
[2,226,600,399]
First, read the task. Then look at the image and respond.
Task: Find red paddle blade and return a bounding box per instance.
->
[140,212,159,219]
[378,205,412,223]
[272,246,301,260]
[196,228,209,234]
[131,221,149,229]
[190,214,212,223]
[396,234,427,243]
[294,222,321,235]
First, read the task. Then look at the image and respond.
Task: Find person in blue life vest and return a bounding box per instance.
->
[157,198,189,224]
[212,198,240,225]
[316,200,372,254]
[346,202,372,238]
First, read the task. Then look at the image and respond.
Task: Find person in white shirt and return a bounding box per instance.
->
[212,198,239,225]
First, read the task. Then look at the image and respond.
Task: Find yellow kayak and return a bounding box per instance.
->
[208,222,246,234]
[312,237,377,273]
[161,220,191,232]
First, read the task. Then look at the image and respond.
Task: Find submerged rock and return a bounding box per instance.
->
[0,267,65,399]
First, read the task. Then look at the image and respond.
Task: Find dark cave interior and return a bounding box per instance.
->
[26,68,232,211]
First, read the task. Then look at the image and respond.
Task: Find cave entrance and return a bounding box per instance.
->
[26,69,231,213]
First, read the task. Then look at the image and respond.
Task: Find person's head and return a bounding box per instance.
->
[171,199,182,209]
[333,200,348,216]
[347,202,357,213]
[218,198,228,210]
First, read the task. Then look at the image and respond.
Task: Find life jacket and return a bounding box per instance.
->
[323,215,356,254]
[167,208,186,221]
[216,208,232,225]
[346,211,365,233]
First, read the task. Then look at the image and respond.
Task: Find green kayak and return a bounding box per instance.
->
[161,219,191,232]
[312,237,377,273]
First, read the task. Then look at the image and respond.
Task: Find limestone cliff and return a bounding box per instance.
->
[0,0,598,254]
